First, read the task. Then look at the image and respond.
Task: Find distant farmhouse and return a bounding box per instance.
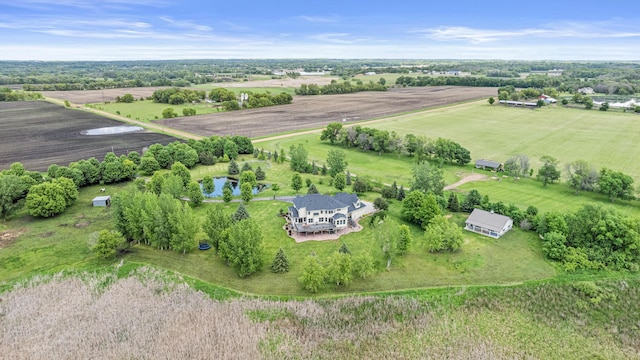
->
[286,193,371,236]
[578,87,595,95]
[465,209,513,239]
[475,159,503,171]
[538,94,557,104]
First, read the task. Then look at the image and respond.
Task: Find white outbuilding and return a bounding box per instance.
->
[464,208,513,238]
[92,195,111,207]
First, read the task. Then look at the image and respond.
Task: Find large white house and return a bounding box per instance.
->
[464,208,513,239]
[287,193,369,235]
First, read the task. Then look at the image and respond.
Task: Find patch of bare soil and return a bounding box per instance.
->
[74,222,91,228]
[40,231,55,238]
[444,173,490,191]
[0,229,27,248]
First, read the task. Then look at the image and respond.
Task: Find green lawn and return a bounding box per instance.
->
[260,104,640,185]
[89,100,223,122]
[126,199,555,296]
[454,176,639,215]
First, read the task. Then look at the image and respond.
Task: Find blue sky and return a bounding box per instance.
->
[1,0,639,60]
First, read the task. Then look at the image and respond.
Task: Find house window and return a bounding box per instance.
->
[308,218,313,223]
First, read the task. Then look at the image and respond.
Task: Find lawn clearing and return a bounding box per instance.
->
[126,199,554,296]
[89,100,223,122]
[454,176,639,215]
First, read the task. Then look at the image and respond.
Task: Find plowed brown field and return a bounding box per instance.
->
[158,86,496,138]
[0,101,178,171]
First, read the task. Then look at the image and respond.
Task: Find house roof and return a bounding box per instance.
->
[333,213,346,219]
[465,209,512,232]
[292,193,358,212]
[475,159,501,168]
[288,206,299,218]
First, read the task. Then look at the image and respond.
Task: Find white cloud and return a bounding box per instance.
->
[158,16,212,32]
[411,22,640,43]
[295,15,338,23]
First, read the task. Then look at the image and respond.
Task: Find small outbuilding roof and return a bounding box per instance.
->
[475,159,501,168]
[92,196,111,201]
[465,209,512,233]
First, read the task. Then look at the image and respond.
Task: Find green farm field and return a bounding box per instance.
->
[89,100,222,122]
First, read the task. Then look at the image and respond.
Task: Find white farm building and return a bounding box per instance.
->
[465,209,513,239]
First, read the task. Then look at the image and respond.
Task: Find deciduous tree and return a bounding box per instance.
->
[424,215,464,252]
[598,168,634,202]
[327,251,353,286]
[326,149,347,177]
[298,255,327,293]
[92,230,126,258]
[291,173,303,193]
[536,155,561,187]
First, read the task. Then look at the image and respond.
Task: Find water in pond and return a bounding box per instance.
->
[82,126,144,135]
[201,176,264,198]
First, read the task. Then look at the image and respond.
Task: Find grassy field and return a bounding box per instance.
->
[261,103,640,183]
[3,270,638,359]
[89,100,223,122]
[455,175,639,215]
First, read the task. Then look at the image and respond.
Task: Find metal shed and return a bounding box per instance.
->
[92,195,111,207]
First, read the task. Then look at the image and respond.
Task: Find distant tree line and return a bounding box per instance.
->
[319,122,471,164]
[151,87,206,104]
[0,87,43,101]
[295,80,386,95]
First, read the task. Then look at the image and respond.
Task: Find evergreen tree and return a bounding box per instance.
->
[270,247,290,273]
[231,202,250,222]
[321,164,328,175]
[222,187,233,203]
[396,185,406,201]
[338,242,352,255]
[307,183,319,194]
[447,192,460,212]
[228,159,239,175]
[346,171,352,185]
[311,161,318,175]
[241,162,252,172]
[391,181,398,198]
[255,166,266,181]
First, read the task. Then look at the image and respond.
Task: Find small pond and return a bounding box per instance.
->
[82,126,144,135]
[201,176,266,198]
